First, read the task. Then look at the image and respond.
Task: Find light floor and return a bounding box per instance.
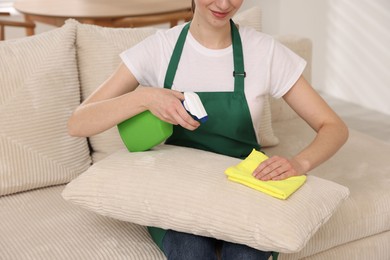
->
[321,94,390,144]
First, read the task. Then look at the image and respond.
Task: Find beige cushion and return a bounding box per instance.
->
[0,20,91,196]
[281,231,390,260]
[62,145,349,253]
[76,6,278,163]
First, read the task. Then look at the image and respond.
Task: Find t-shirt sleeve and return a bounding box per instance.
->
[268,39,307,99]
[119,33,163,87]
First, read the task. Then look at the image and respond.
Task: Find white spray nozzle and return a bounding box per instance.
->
[183,92,208,123]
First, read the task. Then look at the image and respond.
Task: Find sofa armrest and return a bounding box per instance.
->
[271,35,313,122]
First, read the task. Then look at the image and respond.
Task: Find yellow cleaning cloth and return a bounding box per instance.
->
[225,149,306,200]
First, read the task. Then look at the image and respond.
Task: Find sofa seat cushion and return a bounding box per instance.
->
[62,145,349,253]
[0,185,165,260]
[280,231,390,260]
[265,118,390,259]
[0,20,91,196]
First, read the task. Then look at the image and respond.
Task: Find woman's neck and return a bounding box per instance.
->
[189,17,232,50]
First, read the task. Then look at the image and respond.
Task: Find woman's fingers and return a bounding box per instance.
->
[252,156,300,181]
[174,106,200,130]
[145,88,200,130]
[161,90,200,130]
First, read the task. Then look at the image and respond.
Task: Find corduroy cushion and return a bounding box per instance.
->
[0,20,91,196]
[62,145,349,253]
[76,6,278,163]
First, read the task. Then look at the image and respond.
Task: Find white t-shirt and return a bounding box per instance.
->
[120,23,306,143]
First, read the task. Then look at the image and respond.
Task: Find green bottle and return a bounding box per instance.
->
[117,111,173,152]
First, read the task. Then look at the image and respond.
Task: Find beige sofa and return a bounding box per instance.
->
[1,7,389,260]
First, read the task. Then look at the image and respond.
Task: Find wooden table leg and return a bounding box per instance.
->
[23,15,36,36]
[0,25,4,41]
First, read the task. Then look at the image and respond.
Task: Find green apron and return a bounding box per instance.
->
[148,20,278,259]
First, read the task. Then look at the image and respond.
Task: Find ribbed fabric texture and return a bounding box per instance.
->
[63,145,349,253]
[0,185,165,260]
[75,7,277,163]
[0,20,91,196]
[281,231,390,260]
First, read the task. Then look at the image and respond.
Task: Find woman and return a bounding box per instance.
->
[68,0,348,259]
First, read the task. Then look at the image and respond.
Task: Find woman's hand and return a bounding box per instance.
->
[252,156,305,181]
[138,87,200,131]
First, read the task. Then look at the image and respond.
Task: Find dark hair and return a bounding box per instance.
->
[192,0,195,12]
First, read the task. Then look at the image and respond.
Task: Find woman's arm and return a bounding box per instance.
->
[67,63,199,137]
[253,76,349,181]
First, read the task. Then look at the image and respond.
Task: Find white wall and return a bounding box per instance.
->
[242,0,390,115]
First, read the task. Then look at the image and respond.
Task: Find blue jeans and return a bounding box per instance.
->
[162,230,272,260]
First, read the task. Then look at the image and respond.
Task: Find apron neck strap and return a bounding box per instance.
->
[164,19,246,93]
[164,22,190,89]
